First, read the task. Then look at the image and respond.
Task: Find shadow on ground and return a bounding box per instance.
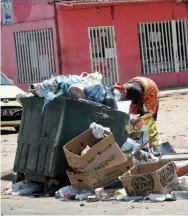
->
[1,129,18,135]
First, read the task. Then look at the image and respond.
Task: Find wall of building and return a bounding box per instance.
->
[1,0,59,90]
[57,1,188,88]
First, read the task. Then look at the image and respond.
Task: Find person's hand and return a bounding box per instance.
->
[144,110,151,114]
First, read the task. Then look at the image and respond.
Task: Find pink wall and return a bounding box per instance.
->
[57,1,188,88]
[1,0,59,90]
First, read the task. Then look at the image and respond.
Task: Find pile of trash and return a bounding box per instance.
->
[55,121,188,202]
[2,71,188,203]
[17,72,118,112]
[2,181,42,196]
[2,119,188,201]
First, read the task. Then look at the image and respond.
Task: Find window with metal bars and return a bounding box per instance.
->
[138,19,188,75]
[14,28,56,84]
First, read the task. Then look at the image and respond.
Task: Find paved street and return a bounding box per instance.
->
[1,89,188,214]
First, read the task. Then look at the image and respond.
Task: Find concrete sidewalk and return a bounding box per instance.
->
[160,87,188,98]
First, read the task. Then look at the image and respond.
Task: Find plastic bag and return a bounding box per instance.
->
[178,176,188,191]
[121,138,141,154]
[102,95,117,109]
[3,181,41,196]
[66,74,84,84]
[90,122,104,139]
[29,83,43,97]
[75,191,93,201]
[42,75,58,93]
[81,72,102,83]
[55,186,72,199]
[140,113,158,145]
[85,82,106,103]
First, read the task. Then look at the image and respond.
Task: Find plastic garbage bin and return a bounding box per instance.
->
[13,97,129,193]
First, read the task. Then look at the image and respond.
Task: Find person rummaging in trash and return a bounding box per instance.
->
[112,77,159,121]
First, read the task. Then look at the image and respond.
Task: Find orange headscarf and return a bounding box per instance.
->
[112,83,127,101]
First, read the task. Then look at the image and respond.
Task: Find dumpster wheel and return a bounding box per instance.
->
[13,173,25,184]
[44,178,60,197]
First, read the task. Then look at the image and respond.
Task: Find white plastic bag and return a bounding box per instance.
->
[81,72,103,83]
[90,122,104,139]
[178,176,188,191]
[67,74,84,84]
[3,181,41,196]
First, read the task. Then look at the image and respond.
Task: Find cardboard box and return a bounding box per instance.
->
[67,158,134,189]
[63,129,127,172]
[120,161,178,196]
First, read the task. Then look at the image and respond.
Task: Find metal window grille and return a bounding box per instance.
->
[14,28,56,84]
[175,19,188,71]
[88,26,119,86]
[138,19,188,75]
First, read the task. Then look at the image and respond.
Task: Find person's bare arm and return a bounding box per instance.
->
[137,98,148,115]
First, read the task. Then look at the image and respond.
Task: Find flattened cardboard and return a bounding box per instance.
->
[120,161,178,196]
[67,158,134,189]
[63,129,127,172]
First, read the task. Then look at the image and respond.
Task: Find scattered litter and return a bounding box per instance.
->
[90,122,104,139]
[171,191,188,200]
[55,185,73,199]
[75,191,93,201]
[144,193,175,202]
[2,181,41,196]
[177,164,188,177]
[80,203,85,207]
[95,188,115,200]
[86,195,100,202]
[121,138,141,154]
[177,176,188,191]
[117,195,143,201]
[30,194,40,198]
[11,72,187,205]
[134,150,159,163]
[81,145,91,156]
[55,186,93,201]
[114,188,127,197]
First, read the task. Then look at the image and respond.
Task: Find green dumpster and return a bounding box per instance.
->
[13,97,129,193]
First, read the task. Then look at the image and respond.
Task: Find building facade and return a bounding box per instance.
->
[1,0,188,89]
[1,0,59,90]
[57,0,188,87]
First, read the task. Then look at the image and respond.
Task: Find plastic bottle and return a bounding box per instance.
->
[171,191,188,200]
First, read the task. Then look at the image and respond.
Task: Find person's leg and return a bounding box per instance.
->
[154,103,159,121]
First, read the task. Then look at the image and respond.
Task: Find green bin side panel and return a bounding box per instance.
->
[13,98,104,181]
[13,97,129,183]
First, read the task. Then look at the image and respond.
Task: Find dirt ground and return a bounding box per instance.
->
[1,93,188,215]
